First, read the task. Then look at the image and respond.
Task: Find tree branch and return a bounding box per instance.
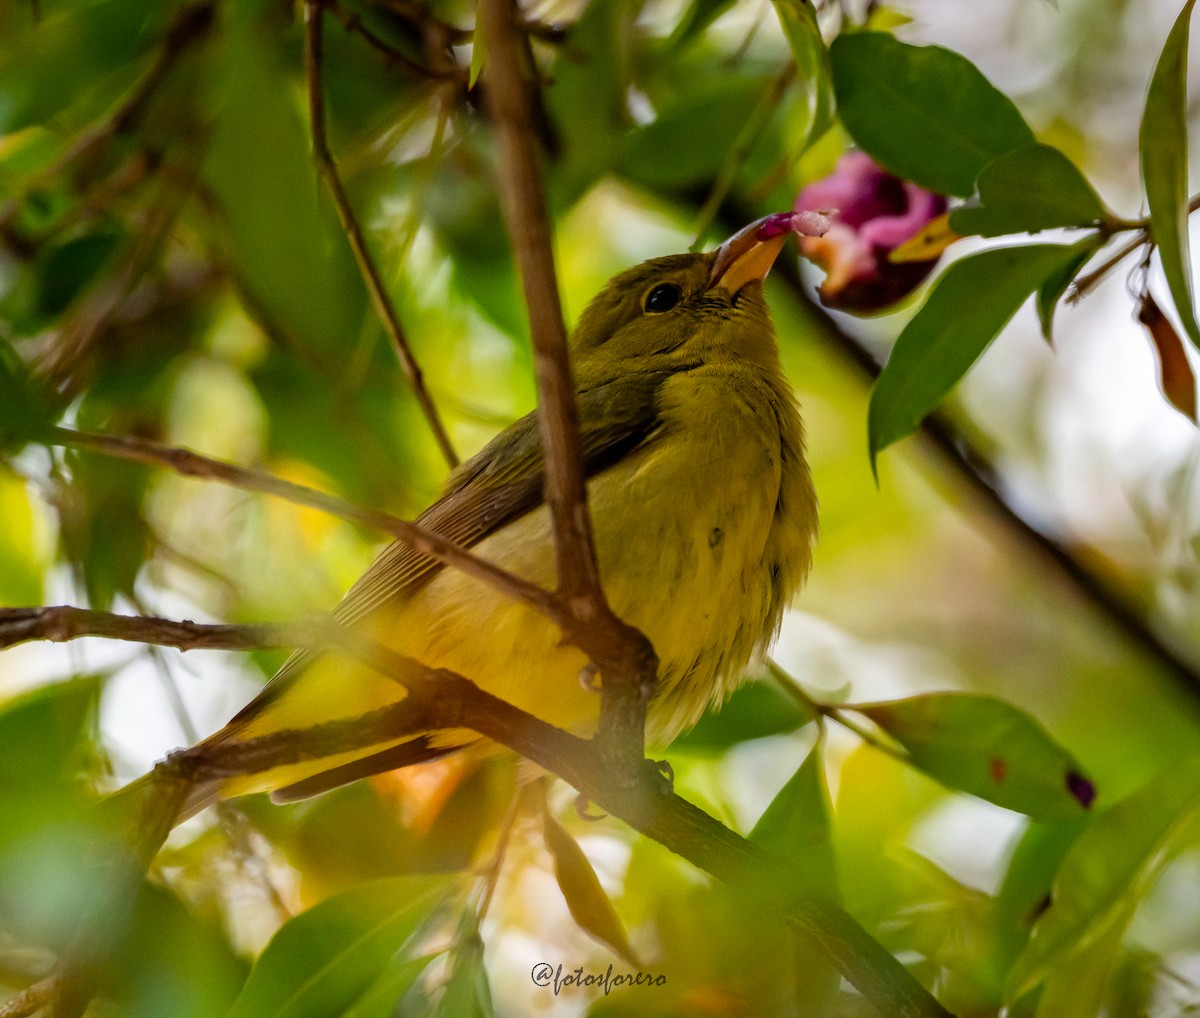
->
[478,0,657,765]
[0,978,53,1018]
[0,606,307,653]
[156,633,949,1017]
[48,424,565,626]
[303,0,460,468]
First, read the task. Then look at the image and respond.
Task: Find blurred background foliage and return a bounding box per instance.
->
[3,0,1200,1015]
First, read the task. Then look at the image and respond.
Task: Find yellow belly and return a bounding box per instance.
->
[215,367,816,798]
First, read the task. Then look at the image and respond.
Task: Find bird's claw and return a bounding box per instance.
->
[655,759,675,788]
[579,662,601,691]
[574,793,606,821]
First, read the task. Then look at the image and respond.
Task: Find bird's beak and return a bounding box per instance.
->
[708,211,832,294]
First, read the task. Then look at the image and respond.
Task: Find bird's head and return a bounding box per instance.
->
[571,213,826,383]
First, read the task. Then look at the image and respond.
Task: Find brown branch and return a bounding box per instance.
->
[479,0,656,763]
[477,0,596,606]
[0,978,53,1018]
[0,606,307,653]
[48,425,564,626]
[4,606,944,1013]
[155,637,948,1016]
[303,1,460,469]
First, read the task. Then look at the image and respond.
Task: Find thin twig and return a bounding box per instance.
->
[1069,231,1147,303]
[326,0,465,80]
[48,425,562,625]
[303,1,460,468]
[767,658,907,759]
[0,605,308,653]
[479,0,657,763]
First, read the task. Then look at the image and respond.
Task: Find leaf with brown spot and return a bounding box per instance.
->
[849,693,1094,821]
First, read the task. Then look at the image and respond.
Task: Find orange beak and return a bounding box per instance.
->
[708,211,830,294]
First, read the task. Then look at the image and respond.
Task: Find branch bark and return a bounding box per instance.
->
[155,630,950,1018]
[0,606,304,653]
[478,0,656,765]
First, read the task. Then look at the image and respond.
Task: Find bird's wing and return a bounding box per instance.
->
[257,370,670,695]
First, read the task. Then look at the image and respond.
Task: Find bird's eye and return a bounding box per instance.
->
[644,283,682,314]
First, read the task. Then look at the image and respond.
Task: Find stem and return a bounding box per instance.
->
[303,1,460,468]
[767,658,908,760]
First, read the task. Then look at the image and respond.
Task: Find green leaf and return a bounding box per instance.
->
[830,32,1035,197]
[949,144,1107,237]
[1036,233,1105,342]
[1009,757,1200,1000]
[201,5,365,358]
[339,954,434,1018]
[226,876,454,1018]
[0,340,54,448]
[543,0,636,203]
[992,818,1091,973]
[671,0,738,46]
[749,743,840,903]
[0,677,108,950]
[108,882,248,1018]
[772,0,835,150]
[35,231,123,317]
[868,243,1089,465]
[671,678,814,751]
[851,693,1094,821]
[1030,922,1127,1018]
[621,74,770,190]
[0,677,101,841]
[431,914,494,1018]
[1142,0,1200,347]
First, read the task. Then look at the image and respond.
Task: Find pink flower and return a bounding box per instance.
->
[794,152,948,313]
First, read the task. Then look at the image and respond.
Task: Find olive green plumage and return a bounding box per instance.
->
[193,245,818,809]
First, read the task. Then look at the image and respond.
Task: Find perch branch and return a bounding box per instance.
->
[0,606,308,653]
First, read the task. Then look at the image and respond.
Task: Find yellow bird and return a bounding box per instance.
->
[170,214,820,818]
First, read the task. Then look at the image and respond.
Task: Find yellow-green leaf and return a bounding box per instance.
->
[543,807,639,965]
[1140,0,1200,348]
[226,876,453,1018]
[1009,757,1200,1000]
[851,693,1094,821]
[869,243,1091,467]
[749,743,839,903]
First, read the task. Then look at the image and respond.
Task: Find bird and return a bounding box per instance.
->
[144,213,822,822]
